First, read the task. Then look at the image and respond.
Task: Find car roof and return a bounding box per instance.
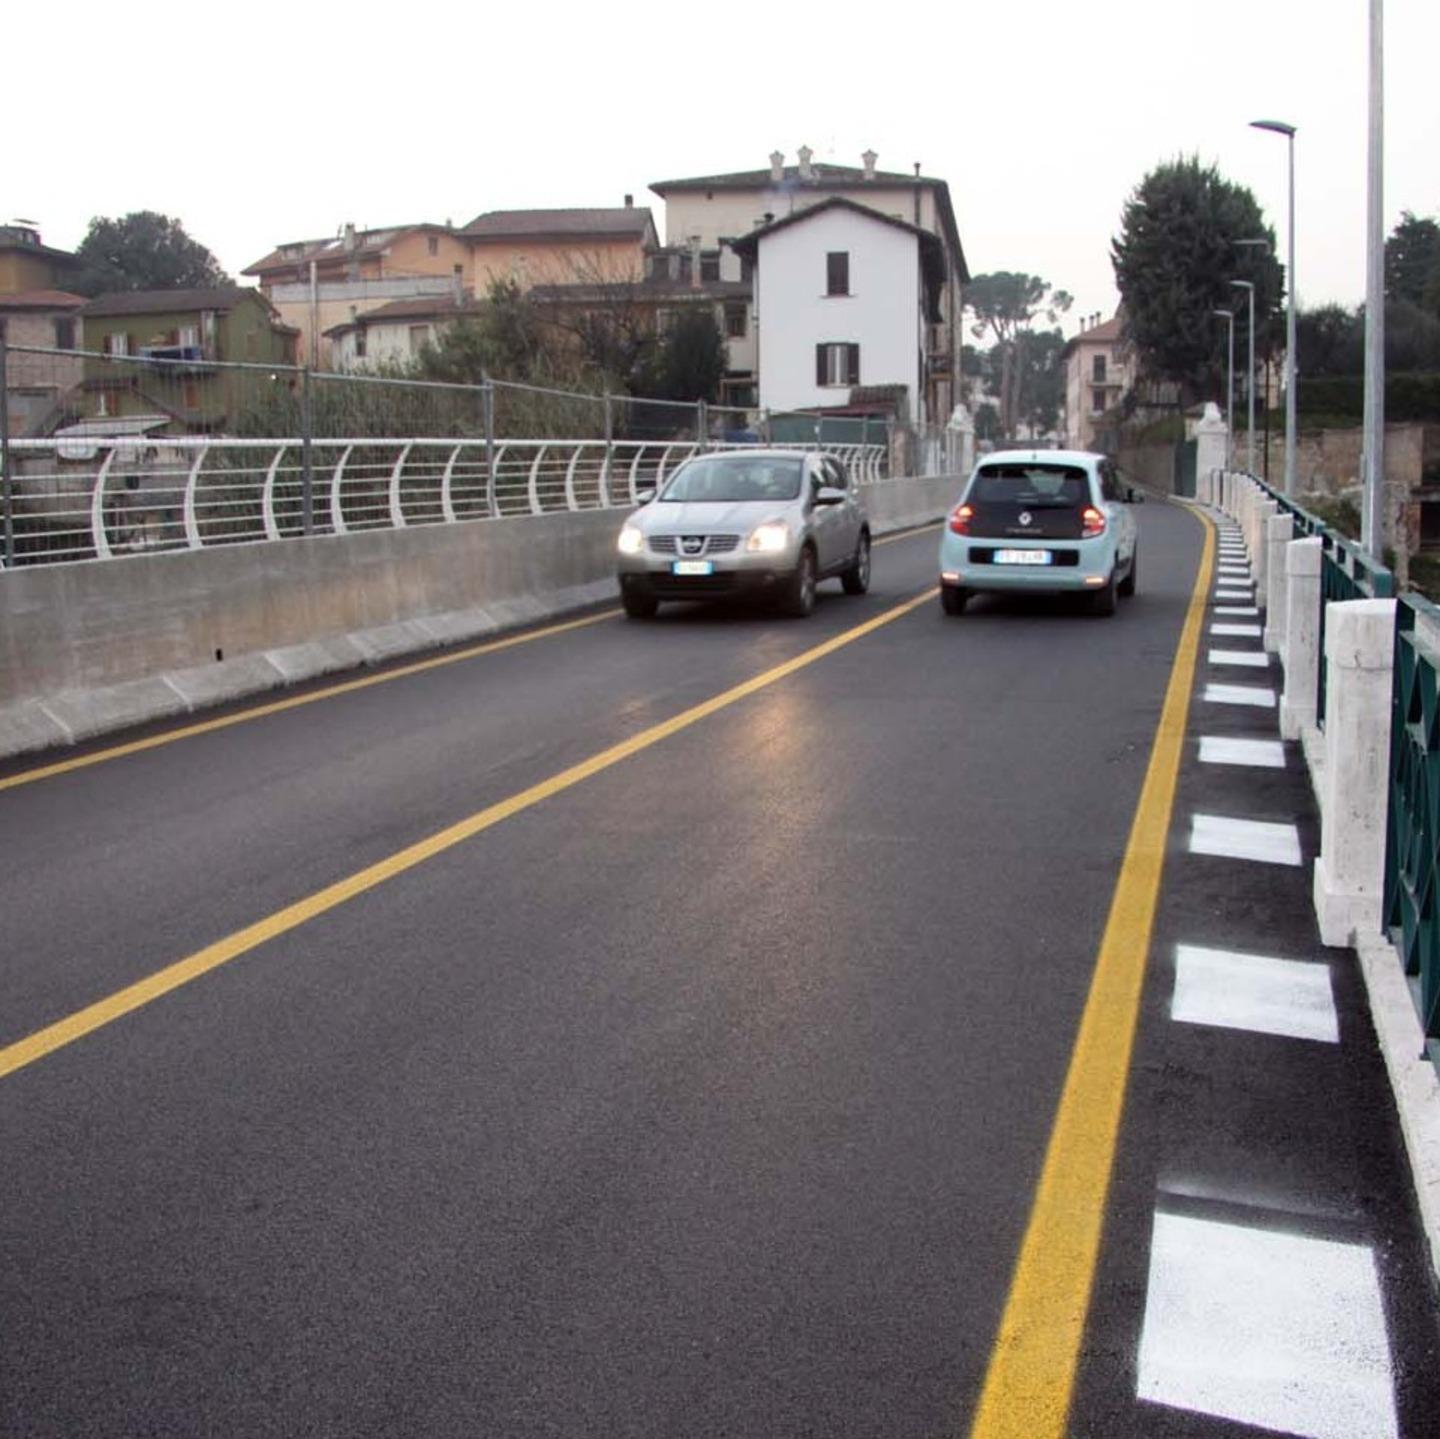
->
[977,448,1102,468]
[703,448,821,460]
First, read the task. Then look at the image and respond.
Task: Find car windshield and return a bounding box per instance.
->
[970,464,1088,507]
[659,456,804,503]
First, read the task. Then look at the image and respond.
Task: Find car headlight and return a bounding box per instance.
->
[617,524,645,556]
[745,520,790,554]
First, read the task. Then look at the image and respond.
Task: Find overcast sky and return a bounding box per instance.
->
[10,1,1437,335]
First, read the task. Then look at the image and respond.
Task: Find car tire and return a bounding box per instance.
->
[840,531,872,595]
[780,545,818,618]
[1119,549,1137,597]
[940,584,969,616]
[622,591,659,620]
[1091,572,1118,616]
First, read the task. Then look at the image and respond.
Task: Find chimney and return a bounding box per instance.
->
[624,193,633,207]
[862,149,877,181]
[343,221,357,251]
[769,150,784,183]
[797,145,814,181]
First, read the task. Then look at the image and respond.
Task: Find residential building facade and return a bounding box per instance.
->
[0,291,86,435]
[650,149,968,423]
[324,295,484,371]
[1063,314,1133,451]
[732,199,944,424]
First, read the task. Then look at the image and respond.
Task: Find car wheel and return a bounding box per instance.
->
[940,583,968,616]
[1091,572,1118,616]
[780,545,818,617]
[622,591,659,619]
[841,531,872,595]
[1119,549,1137,597]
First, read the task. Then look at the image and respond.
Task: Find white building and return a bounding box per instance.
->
[732,198,946,423]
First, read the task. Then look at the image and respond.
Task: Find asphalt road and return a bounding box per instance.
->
[3,503,1436,1437]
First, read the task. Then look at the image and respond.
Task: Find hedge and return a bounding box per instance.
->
[1298,373,1440,422]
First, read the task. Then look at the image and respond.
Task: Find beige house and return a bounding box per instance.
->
[324,294,484,370]
[1063,314,1133,451]
[243,206,657,368]
[1,290,86,435]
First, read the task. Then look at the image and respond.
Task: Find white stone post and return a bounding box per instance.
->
[1196,403,1227,505]
[1264,513,1291,653]
[1281,537,1324,740]
[1251,498,1277,603]
[1313,597,1397,947]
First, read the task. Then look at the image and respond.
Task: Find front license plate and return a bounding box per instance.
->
[672,559,714,576]
[993,549,1052,566]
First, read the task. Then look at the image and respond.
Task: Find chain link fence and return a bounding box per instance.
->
[1,340,908,568]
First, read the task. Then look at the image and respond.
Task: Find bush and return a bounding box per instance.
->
[1297,372,1440,423]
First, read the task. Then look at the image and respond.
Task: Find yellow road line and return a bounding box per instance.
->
[967,511,1215,1439]
[0,611,618,794]
[1,521,943,796]
[0,587,937,1082]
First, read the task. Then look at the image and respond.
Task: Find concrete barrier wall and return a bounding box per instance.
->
[0,475,959,758]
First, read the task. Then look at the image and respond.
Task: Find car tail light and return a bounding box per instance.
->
[1081,505,1107,538]
[949,503,974,535]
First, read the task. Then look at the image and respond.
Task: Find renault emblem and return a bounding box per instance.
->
[1018,511,1033,527]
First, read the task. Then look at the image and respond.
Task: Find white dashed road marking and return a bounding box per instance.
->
[1137,1213,1397,1439]
[1216,588,1255,601]
[1203,683,1276,708]
[1190,814,1302,865]
[1208,649,1270,668]
[1210,623,1263,637]
[1172,944,1339,1042]
[1198,736,1285,767]
[1214,604,1259,616]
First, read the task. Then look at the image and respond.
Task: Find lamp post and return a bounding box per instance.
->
[1250,119,1297,497]
[1230,280,1256,475]
[1362,0,1385,560]
[1212,309,1235,470]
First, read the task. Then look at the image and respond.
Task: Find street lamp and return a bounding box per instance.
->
[1212,309,1235,470]
[1251,118,1297,497]
[1230,280,1256,475]
[1362,0,1385,560]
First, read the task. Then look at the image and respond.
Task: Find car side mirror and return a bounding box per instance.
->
[1128,487,1145,504]
[814,486,846,507]
[635,487,657,504]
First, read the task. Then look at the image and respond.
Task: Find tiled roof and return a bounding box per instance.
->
[0,289,87,310]
[242,225,451,276]
[462,208,653,240]
[1073,316,1123,343]
[80,287,259,318]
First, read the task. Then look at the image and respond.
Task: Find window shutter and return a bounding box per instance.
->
[816,344,827,386]
[847,344,860,385]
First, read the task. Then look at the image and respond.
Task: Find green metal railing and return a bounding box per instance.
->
[1384,594,1440,1060]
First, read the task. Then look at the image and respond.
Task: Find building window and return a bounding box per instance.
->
[104,332,129,358]
[816,342,860,387]
[826,252,850,296]
[701,254,720,283]
[740,256,754,283]
[409,325,430,353]
[178,325,199,350]
[354,328,367,359]
[724,302,747,339]
[1090,387,1107,416]
[53,317,76,349]
[428,236,439,257]
[1092,353,1107,383]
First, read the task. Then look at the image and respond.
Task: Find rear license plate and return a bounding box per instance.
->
[993,549,1052,566]
[672,560,714,576]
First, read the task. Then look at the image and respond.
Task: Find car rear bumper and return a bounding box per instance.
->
[939,534,1117,592]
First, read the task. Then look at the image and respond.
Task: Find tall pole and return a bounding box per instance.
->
[1212,309,1234,470]
[1231,280,1256,475]
[0,331,14,568]
[1252,120,1298,497]
[1362,0,1386,560]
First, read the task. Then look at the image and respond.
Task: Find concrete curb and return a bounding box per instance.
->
[0,499,951,764]
[1355,933,1440,1278]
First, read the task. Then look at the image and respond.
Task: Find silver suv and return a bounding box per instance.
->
[616,449,871,619]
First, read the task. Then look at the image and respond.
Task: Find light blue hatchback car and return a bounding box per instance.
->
[937,449,1141,616]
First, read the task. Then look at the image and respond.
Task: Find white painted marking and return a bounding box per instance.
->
[1215,588,1255,600]
[1211,623,1263,637]
[1214,605,1259,615]
[1203,683,1276,708]
[1190,813,1302,865]
[1198,736,1286,768]
[1219,544,1248,554]
[1209,648,1270,668]
[1137,1213,1396,1439]
[1172,944,1338,1041]
[1218,565,1252,577]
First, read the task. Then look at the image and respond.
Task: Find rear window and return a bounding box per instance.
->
[970,464,1089,506]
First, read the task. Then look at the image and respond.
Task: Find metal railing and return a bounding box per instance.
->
[0,436,889,567]
[1384,592,1440,1059]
